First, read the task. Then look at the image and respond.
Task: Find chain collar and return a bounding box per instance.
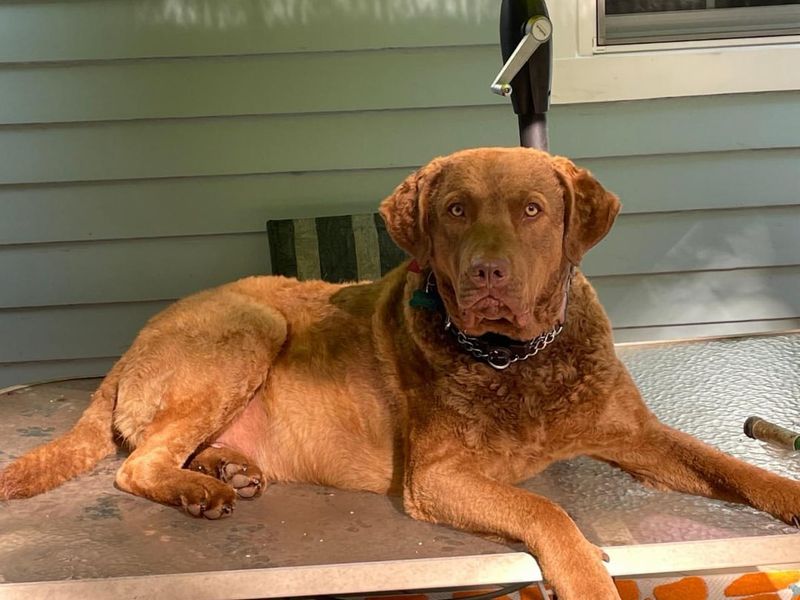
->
[416,267,574,371]
[444,316,564,370]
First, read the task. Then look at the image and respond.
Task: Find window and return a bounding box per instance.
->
[598,0,800,45]
[547,1,800,104]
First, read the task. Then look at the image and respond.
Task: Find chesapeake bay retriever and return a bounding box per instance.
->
[1,148,799,599]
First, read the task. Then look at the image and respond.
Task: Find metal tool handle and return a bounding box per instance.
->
[490,16,552,97]
[495,0,553,151]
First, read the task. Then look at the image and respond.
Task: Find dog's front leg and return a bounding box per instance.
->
[404,455,620,600]
[595,419,800,527]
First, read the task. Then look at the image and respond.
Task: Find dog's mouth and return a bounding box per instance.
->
[455,292,530,337]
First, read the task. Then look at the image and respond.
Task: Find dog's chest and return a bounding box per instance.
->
[437,357,603,456]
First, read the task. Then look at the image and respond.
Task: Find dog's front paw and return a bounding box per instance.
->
[218,461,263,499]
[767,478,800,528]
[188,446,264,500]
[536,539,619,600]
[179,478,237,519]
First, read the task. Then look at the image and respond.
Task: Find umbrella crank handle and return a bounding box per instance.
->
[490,16,552,97]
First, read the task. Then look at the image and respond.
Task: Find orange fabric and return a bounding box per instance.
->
[615,579,641,600]
[653,576,707,600]
[740,594,781,600]
[453,590,510,600]
[725,571,800,596]
[519,586,547,600]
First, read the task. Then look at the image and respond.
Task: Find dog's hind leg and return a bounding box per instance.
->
[113,296,287,518]
[115,377,271,518]
[115,387,274,518]
[187,445,264,499]
[116,408,241,518]
[0,362,122,499]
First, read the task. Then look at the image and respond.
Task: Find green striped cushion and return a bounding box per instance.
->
[267,213,408,282]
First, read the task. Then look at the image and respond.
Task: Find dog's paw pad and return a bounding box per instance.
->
[202,503,233,520]
[221,462,243,479]
[186,448,264,500]
[220,463,264,499]
[179,478,237,519]
[230,471,263,499]
[235,479,262,499]
[229,473,251,488]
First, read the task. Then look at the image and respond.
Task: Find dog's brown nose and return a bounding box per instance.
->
[469,257,510,288]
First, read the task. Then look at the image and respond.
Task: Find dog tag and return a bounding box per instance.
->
[487,347,513,370]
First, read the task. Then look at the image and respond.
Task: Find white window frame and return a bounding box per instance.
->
[550,0,800,104]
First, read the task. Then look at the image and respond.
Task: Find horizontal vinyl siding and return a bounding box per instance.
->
[597,266,800,330]
[582,148,800,214]
[0,358,118,393]
[583,205,800,277]
[0,1,798,386]
[3,95,800,185]
[2,205,798,309]
[0,301,172,364]
[0,107,516,185]
[3,148,799,246]
[0,169,415,245]
[0,1,499,63]
[0,234,269,309]
[0,46,506,125]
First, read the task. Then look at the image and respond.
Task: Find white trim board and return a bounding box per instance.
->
[547,1,800,104]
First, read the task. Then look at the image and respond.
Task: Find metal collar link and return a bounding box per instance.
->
[445,316,564,370]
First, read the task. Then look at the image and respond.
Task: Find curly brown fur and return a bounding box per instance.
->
[0,365,120,499]
[2,148,798,599]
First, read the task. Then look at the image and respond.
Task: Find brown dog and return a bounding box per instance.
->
[1,147,798,599]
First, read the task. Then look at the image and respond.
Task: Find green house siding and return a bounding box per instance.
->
[0,1,798,387]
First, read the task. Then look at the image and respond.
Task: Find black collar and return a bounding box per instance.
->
[444,316,564,370]
[410,267,574,370]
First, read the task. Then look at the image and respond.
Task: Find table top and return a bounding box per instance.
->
[2,333,799,599]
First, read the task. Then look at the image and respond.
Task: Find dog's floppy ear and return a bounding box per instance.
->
[379,159,443,265]
[552,155,621,266]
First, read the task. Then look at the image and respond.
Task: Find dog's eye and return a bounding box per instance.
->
[525,203,541,218]
[448,203,465,217]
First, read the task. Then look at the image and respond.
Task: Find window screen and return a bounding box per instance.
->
[598,0,800,45]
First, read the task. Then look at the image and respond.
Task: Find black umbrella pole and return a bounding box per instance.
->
[519,113,548,152]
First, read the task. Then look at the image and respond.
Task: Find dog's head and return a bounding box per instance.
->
[380,147,620,340]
